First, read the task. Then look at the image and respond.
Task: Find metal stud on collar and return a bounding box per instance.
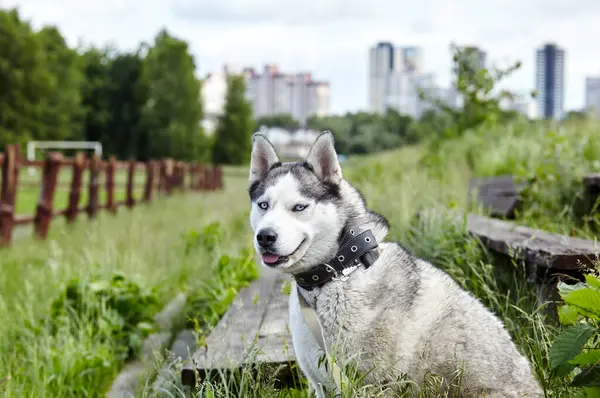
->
[312,275,319,281]
[351,245,358,252]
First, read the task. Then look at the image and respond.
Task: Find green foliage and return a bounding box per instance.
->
[49,272,160,360]
[143,29,208,161]
[307,109,413,155]
[182,222,259,332]
[106,51,150,160]
[255,113,300,130]
[0,8,82,146]
[0,9,209,161]
[35,25,85,142]
[182,221,223,255]
[212,74,254,165]
[420,43,527,149]
[549,274,600,395]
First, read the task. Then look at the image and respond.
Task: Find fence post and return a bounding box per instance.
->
[66,152,85,223]
[0,145,19,246]
[34,152,62,239]
[158,160,167,194]
[208,166,216,190]
[189,164,197,190]
[126,160,136,208]
[165,159,174,195]
[87,155,100,220]
[178,162,185,191]
[216,166,223,190]
[202,165,211,190]
[106,156,117,214]
[197,164,205,191]
[144,161,155,202]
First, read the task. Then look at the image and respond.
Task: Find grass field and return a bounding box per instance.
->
[1,118,599,397]
[0,168,253,397]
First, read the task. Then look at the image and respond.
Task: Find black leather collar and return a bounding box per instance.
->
[294,226,380,290]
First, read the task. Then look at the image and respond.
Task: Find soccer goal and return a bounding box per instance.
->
[26,141,103,176]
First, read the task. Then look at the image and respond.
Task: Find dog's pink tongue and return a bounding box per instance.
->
[262,253,280,264]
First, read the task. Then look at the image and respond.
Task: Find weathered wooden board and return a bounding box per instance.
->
[584,173,600,188]
[466,213,599,271]
[181,266,296,388]
[583,173,600,215]
[467,175,528,219]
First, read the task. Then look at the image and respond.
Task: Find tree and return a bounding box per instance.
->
[255,113,300,130]
[142,29,206,161]
[36,25,85,142]
[212,74,254,165]
[79,47,112,151]
[419,43,525,140]
[106,50,149,160]
[0,8,54,146]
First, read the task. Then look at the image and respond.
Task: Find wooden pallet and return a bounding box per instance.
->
[181,266,297,388]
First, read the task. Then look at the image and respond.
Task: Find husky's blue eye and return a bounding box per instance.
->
[292,204,308,212]
[258,201,269,210]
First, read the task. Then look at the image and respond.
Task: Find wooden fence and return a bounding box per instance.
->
[0,144,223,246]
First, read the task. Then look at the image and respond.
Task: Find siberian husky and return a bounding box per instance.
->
[247,131,543,397]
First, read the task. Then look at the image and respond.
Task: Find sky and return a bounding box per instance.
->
[3,0,600,115]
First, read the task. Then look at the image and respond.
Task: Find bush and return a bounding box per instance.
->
[49,272,160,361]
[549,273,600,396]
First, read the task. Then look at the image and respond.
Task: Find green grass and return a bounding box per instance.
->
[0,169,254,397]
[1,119,600,397]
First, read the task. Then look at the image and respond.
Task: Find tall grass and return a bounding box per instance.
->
[1,119,599,397]
[0,172,254,397]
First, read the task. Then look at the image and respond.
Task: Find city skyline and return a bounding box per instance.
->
[4,0,600,115]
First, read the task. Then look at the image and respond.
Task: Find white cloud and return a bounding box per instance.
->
[3,0,599,114]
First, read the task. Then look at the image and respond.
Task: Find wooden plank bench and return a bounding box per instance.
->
[583,173,600,214]
[467,175,529,219]
[584,173,600,189]
[466,213,599,315]
[181,266,297,389]
[416,208,599,316]
[467,213,599,272]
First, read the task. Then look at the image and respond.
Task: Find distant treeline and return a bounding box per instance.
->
[1,7,207,161]
[3,5,555,163]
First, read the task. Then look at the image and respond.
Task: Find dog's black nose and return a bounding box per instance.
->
[256,228,278,248]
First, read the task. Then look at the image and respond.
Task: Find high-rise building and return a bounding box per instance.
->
[368,42,397,114]
[368,42,428,115]
[368,42,457,118]
[243,65,329,126]
[535,43,565,120]
[585,76,600,114]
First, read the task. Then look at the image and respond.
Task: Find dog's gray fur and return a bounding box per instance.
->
[248,131,543,397]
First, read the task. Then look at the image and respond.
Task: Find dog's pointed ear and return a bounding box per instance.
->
[306,131,342,185]
[249,133,280,185]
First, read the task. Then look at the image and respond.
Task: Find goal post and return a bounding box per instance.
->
[27,141,103,176]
